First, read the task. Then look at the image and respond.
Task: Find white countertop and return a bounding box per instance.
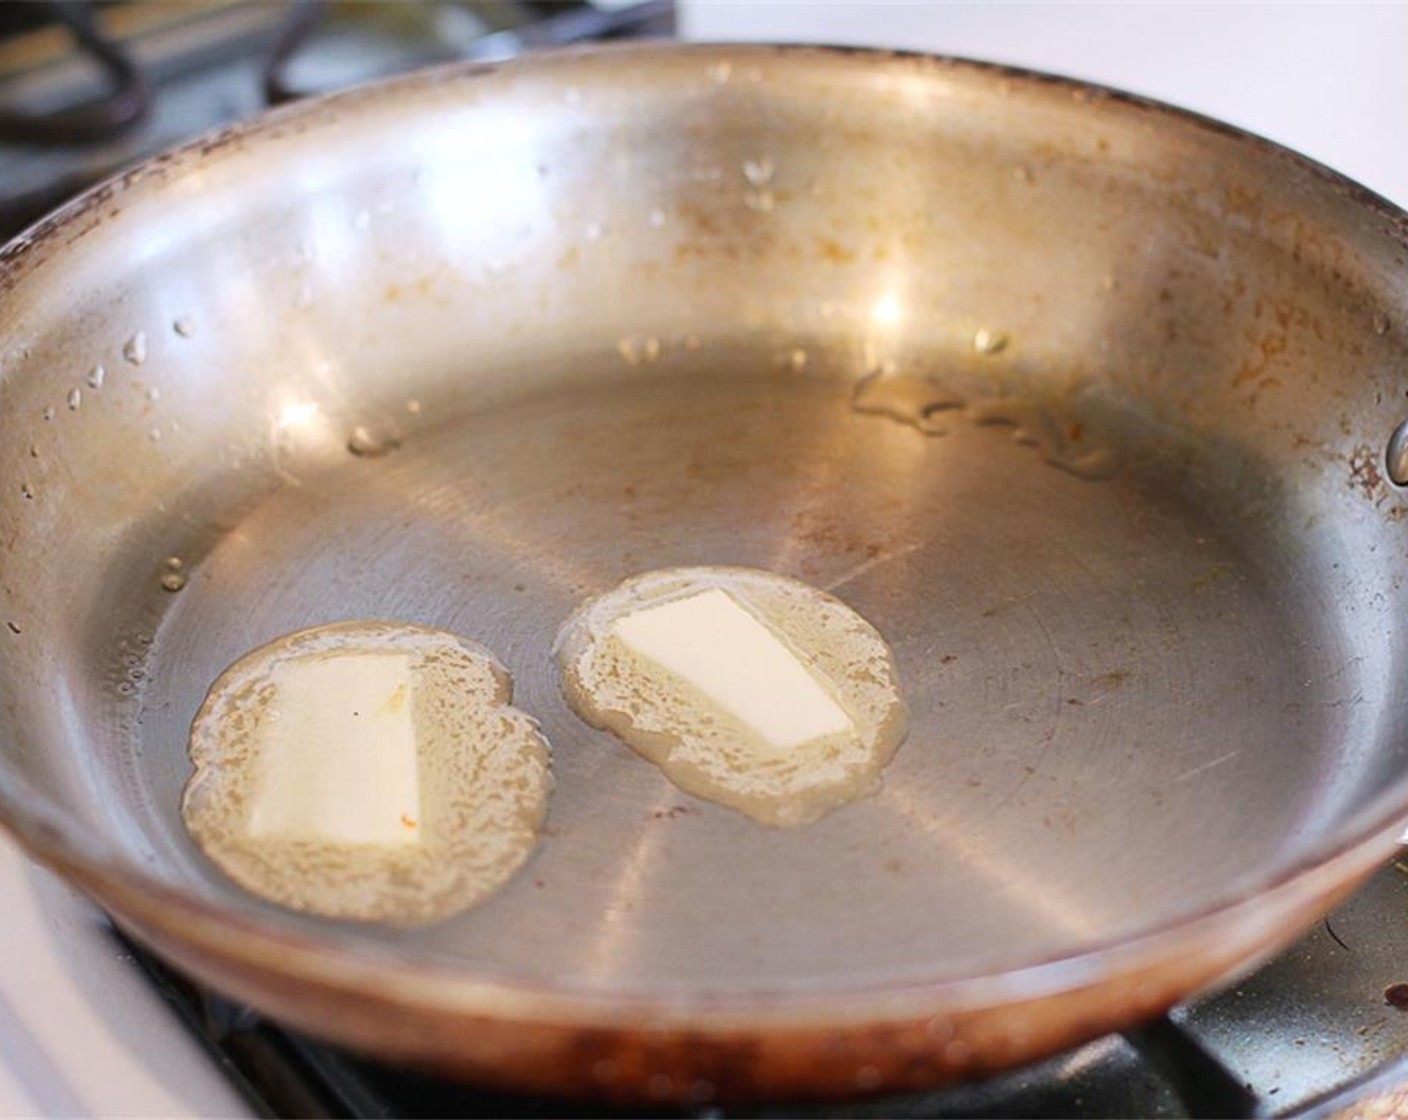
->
[3,4,1407,1116]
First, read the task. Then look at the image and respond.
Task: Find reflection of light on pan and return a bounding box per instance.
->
[870,292,903,327]
[883,784,1102,940]
[275,399,320,431]
[578,787,679,987]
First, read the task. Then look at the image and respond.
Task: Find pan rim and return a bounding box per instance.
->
[1,39,1407,1030]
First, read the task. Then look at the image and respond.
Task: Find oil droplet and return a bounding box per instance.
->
[1373,312,1391,336]
[117,681,134,695]
[147,386,161,402]
[742,157,775,186]
[86,364,105,389]
[405,398,421,415]
[617,338,640,365]
[347,425,400,458]
[973,327,1009,355]
[66,388,81,411]
[744,189,775,213]
[174,316,196,338]
[648,207,666,228]
[852,370,960,434]
[967,398,1118,479]
[708,59,732,85]
[20,482,34,500]
[1386,419,1408,486]
[165,555,184,572]
[785,348,807,371]
[42,406,54,422]
[123,331,147,365]
[161,571,188,593]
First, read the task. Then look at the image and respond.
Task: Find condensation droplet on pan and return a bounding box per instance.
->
[67,388,81,411]
[174,316,196,338]
[973,327,1009,355]
[648,207,666,228]
[585,221,604,242]
[147,386,161,402]
[1373,312,1392,336]
[742,156,775,186]
[117,681,134,695]
[20,482,33,500]
[86,364,106,390]
[161,571,187,593]
[123,331,147,365]
[1386,419,1408,486]
[165,555,184,572]
[149,428,162,443]
[347,425,400,458]
[42,406,54,422]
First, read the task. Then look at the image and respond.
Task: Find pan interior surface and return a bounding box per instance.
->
[1,46,1407,1011]
[115,355,1380,994]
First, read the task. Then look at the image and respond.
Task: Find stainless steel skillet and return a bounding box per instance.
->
[1,42,1407,1103]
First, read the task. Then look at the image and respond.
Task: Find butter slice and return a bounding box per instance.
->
[610,588,851,751]
[246,652,421,846]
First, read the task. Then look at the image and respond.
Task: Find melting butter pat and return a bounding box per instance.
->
[556,567,908,827]
[611,589,852,752]
[246,652,421,847]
